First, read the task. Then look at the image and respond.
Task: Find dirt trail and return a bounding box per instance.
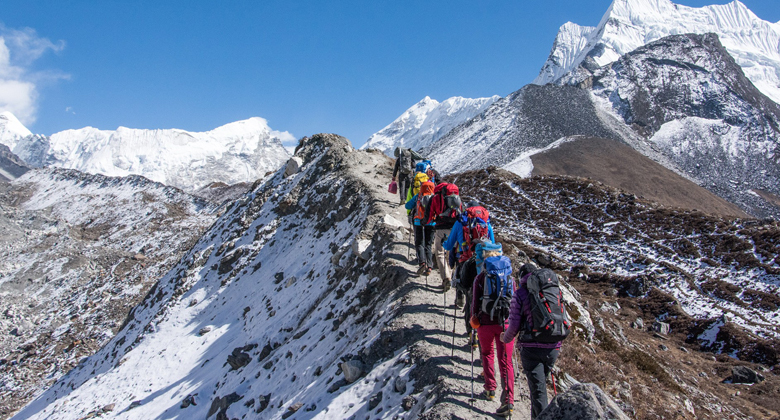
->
[354,148,533,419]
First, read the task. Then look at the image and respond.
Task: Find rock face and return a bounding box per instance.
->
[586,33,780,218]
[537,383,631,420]
[730,366,765,384]
[0,145,29,182]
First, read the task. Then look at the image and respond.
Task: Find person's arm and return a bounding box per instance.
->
[392,159,400,179]
[404,195,417,211]
[488,224,495,243]
[502,289,523,342]
[442,221,461,250]
[471,273,483,318]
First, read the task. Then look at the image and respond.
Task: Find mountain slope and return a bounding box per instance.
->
[0,168,217,418]
[534,0,780,104]
[530,136,748,217]
[0,113,32,151]
[423,84,640,175]
[362,96,499,156]
[0,116,292,192]
[0,145,29,182]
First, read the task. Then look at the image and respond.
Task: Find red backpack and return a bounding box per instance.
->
[429,183,461,221]
[459,206,490,262]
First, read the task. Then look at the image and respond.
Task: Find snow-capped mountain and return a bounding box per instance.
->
[587,33,780,218]
[0,145,29,182]
[534,0,780,105]
[0,116,293,192]
[362,96,499,155]
[0,112,32,150]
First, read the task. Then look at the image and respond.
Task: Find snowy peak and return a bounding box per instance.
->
[11,117,293,191]
[362,95,500,155]
[534,0,780,104]
[0,111,33,150]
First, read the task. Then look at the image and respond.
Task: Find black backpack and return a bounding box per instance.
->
[398,148,413,175]
[480,256,514,322]
[521,268,570,343]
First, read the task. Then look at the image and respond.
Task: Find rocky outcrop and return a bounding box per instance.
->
[537,383,630,420]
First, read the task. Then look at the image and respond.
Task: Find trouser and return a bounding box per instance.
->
[520,347,560,418]
[398,175,411,203]
[433,229,451,285]
[458,259,478,333]
[414,225,434,268]
[477,323,515,405]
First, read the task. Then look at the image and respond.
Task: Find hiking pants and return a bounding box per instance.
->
[398,175,411,204]
[520,347,560,418]
[477,323,515,404]
[433,229,451,286]
[414,225,434,268]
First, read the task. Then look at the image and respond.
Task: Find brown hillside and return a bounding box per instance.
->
[530,136,748,218]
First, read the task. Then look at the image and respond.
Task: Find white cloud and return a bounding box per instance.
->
[0,24,67,126]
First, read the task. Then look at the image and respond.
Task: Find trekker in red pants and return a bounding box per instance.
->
[470,270,515,417]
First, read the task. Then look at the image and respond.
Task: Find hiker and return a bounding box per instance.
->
[443,201,494,338]
[405,180,436,275]
[392,147,424,204]
[429,182,462,290]
[500,263,569,419]
[470,251,515,418]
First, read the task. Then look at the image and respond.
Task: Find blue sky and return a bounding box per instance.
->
[1,0,778,148]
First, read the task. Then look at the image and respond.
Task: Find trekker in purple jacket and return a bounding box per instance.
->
[500,263,563,419]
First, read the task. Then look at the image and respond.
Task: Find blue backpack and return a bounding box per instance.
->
[415,160,432,174]
[480,256,514,322]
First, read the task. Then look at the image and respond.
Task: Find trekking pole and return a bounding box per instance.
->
[469,329,475,406]
[451,301,457,358]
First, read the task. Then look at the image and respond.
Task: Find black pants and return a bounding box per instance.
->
[457,259,478,333]
[520,347,560,418]
[398,175,411,203]
[414,225,434,267]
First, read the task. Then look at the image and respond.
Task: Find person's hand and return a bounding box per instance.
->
[499,332,505,342]
[469,316,480,329]
[392,176,396,182]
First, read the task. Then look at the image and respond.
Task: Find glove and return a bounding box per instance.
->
[392,176,396,182]
[470,315,480,329]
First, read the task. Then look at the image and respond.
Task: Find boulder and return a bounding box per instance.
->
[537,383,630,420]
[652,321,670,335]
[631,318,644,329]
[382,214,404,228]
[351,239,373,261]
[227,347,252,370]
[394,376,407,393]
[284,157,304,177]
[340,359,365,383]
[730,366,765,384]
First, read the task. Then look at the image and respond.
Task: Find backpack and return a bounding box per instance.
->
[480,256,514,322]
[459,206,491,262]
[415,159,432,175]
[413,181,435,224]
[521,268,570,343]
[429,183,461,222]
[398,148,413,175]
[411,172,429,196]
[475,242,502,273]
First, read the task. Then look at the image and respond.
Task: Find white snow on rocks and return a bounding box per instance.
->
[534,0,780,104]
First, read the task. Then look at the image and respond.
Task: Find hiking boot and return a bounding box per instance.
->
[416,264,427,274]
[482,389,495,401]
[469,334,479,348]
[455,294,464,308]
[425,266,432,276]
[496,403,514,417]
[442,281,451,292]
